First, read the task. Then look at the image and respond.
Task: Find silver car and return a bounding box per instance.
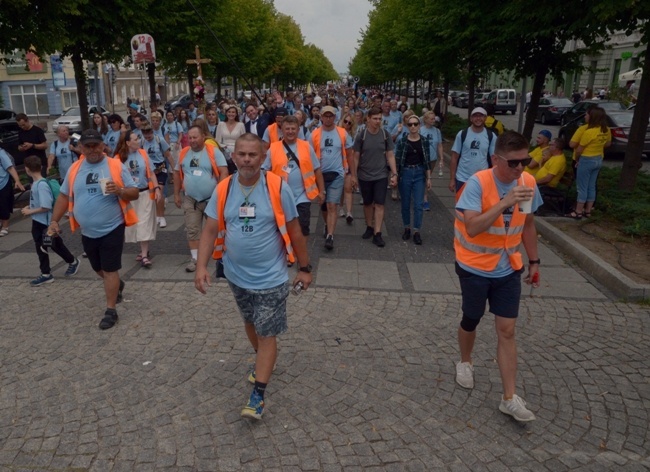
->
[53,106,109,133]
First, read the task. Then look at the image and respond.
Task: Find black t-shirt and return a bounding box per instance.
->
[404,138,424,166]
[18,124,47,161]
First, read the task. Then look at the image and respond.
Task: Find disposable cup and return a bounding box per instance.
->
[519,198,533,214]
[99,178,111,195]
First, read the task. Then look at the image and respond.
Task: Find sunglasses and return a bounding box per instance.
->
[496,154,532,168]
[343,120,352,125]
[407,122,420,127]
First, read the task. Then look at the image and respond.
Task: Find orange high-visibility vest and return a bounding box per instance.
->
[268,140,319,200]
[311,126,349,171]
[267,123,280,143]
[177,143,222,191]
[211,172,295,263]
[454,169,536,272]
[115,149,155,200]
[65,156,138,232]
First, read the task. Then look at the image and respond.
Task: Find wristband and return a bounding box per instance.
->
[528,259,540,265]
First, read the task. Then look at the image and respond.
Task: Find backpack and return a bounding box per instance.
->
[485,117,501,135]
[359,127,389,155]
[44,178,61,202]
[459,127,495,168]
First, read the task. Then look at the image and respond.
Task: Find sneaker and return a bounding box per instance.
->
[372,233,385,247]
[402,228,411,241]
[323,226,328,239]
[241,390,264,420]
[413,232,422,245]
[339,208,346,218]
[455,361,474,389]
[248,362,276,384]
[346,213,353,225]
[30,274,54,286]
[117,279,125,304]
[81,252,88,258]
[0,228,8,237]
[391,189,398,201]
[185,258,197,272]
[99,309,118,330]
[158,217,167,228]
[65,258,80,277]
[362,226,374,239]
[499,394,536,422]
[325,234,334,250]
[423,201,431,211]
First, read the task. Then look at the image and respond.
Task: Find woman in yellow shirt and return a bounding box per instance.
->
[568,107,611,218]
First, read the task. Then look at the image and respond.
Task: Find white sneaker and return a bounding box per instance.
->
[499,394,536,422]
[455,361,474,389]
[339,208,346,218]
[185,258,197,272]
[158,217,167,228]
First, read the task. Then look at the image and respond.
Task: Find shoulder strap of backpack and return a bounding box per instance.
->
[485,128,494,168]
[459,127,468,160]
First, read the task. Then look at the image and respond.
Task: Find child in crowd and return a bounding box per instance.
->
[20,156,80,286]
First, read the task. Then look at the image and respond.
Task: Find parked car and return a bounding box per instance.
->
[52,105,109,133]
[164,93,195,112]
[453,92,469,108]
[559,99,626,126]
[0,109,20,165]
[558,110,650,157]
[204,92,217,104]
[535,97,574,124]
[485,89,517,114]
[474,92,488,106]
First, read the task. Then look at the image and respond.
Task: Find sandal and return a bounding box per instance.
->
[565,211,583,220]
[141,256,152,268]
[135,251,151,262]
[584,212,592,218]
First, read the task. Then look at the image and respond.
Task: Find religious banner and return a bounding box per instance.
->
[131,34,156,64]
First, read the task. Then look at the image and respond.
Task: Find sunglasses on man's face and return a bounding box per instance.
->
[496,154,532,168]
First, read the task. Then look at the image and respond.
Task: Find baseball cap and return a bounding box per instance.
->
[539,129,552,140]
[275,107,288,116]
[129,103,139,111]
[321,106,337,115]
[79,129,103,144]
[471,107,487,116]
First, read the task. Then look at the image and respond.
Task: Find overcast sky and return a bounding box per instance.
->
[272,0,373,74]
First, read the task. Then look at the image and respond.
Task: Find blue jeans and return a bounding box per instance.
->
[576,156,602,203]
[398,165,426,230]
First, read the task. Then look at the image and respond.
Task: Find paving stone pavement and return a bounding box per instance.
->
[1,179,649,470]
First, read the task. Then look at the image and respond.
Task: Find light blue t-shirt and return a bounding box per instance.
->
[49,140,77,180]
[188,109,197,122]
[125,150,155,188]
[452,128,496,183]
[262,142,321,205]
[204,173,298,289]
[60,158,137,238]
[142,136,170,165]
[103,130,121,156]
[456,170,543,278]
[390,110,403,125]
[310,128,353,176]
[153,127,165,142]
[381,113,400,135]
[163,120,183,144]
[0,149,14,189]
[262,126,306,143]
[30,179,53,226]
[175,147,228,202]
[420,125,442,161]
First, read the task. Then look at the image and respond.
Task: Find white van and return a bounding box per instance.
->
[485,89,517,114]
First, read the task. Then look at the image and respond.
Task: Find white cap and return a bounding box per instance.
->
[471,107,487,116]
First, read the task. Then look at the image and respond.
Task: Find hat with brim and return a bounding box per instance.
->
[471,107,487,116]
[80,129,103,144]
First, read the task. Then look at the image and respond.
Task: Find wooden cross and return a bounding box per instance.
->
[186,45,211,78]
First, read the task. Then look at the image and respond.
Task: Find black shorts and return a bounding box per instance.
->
[358,177,388,206]
[455,262,523,319]
[155,168,168,186]
[296,202,311,236]
[0,180,14,220]
[82,224,125,273]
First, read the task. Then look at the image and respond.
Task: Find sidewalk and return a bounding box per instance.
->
[1,170,649,471]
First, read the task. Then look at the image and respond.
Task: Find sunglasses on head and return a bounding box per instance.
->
[407,122,419,127]
[496,154,532,168]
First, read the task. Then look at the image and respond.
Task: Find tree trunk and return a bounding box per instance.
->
[188,70,194,99]
[71,49,90,131]
[413,79,417,107]
[233,76,238,99]
[522,67,547,141]
[467,64,476,121]
[427,73,433,103]
[216,73,222,99]
[619,43,650,191]
[147,63,156,106]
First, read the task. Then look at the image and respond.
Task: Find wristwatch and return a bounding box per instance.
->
[299,265,312,273]
[528,259,540,265]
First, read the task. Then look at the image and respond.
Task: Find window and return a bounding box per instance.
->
[61,89,78,109]
[630,55,640,71]
[9,84,49,115]
[612,59,622,84]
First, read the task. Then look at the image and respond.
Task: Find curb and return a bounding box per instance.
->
[536,217,650,301]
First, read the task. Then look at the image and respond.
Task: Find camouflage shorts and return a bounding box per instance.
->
[227,281,290,337]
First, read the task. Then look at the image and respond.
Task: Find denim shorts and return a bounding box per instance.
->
[228,281,290,337]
